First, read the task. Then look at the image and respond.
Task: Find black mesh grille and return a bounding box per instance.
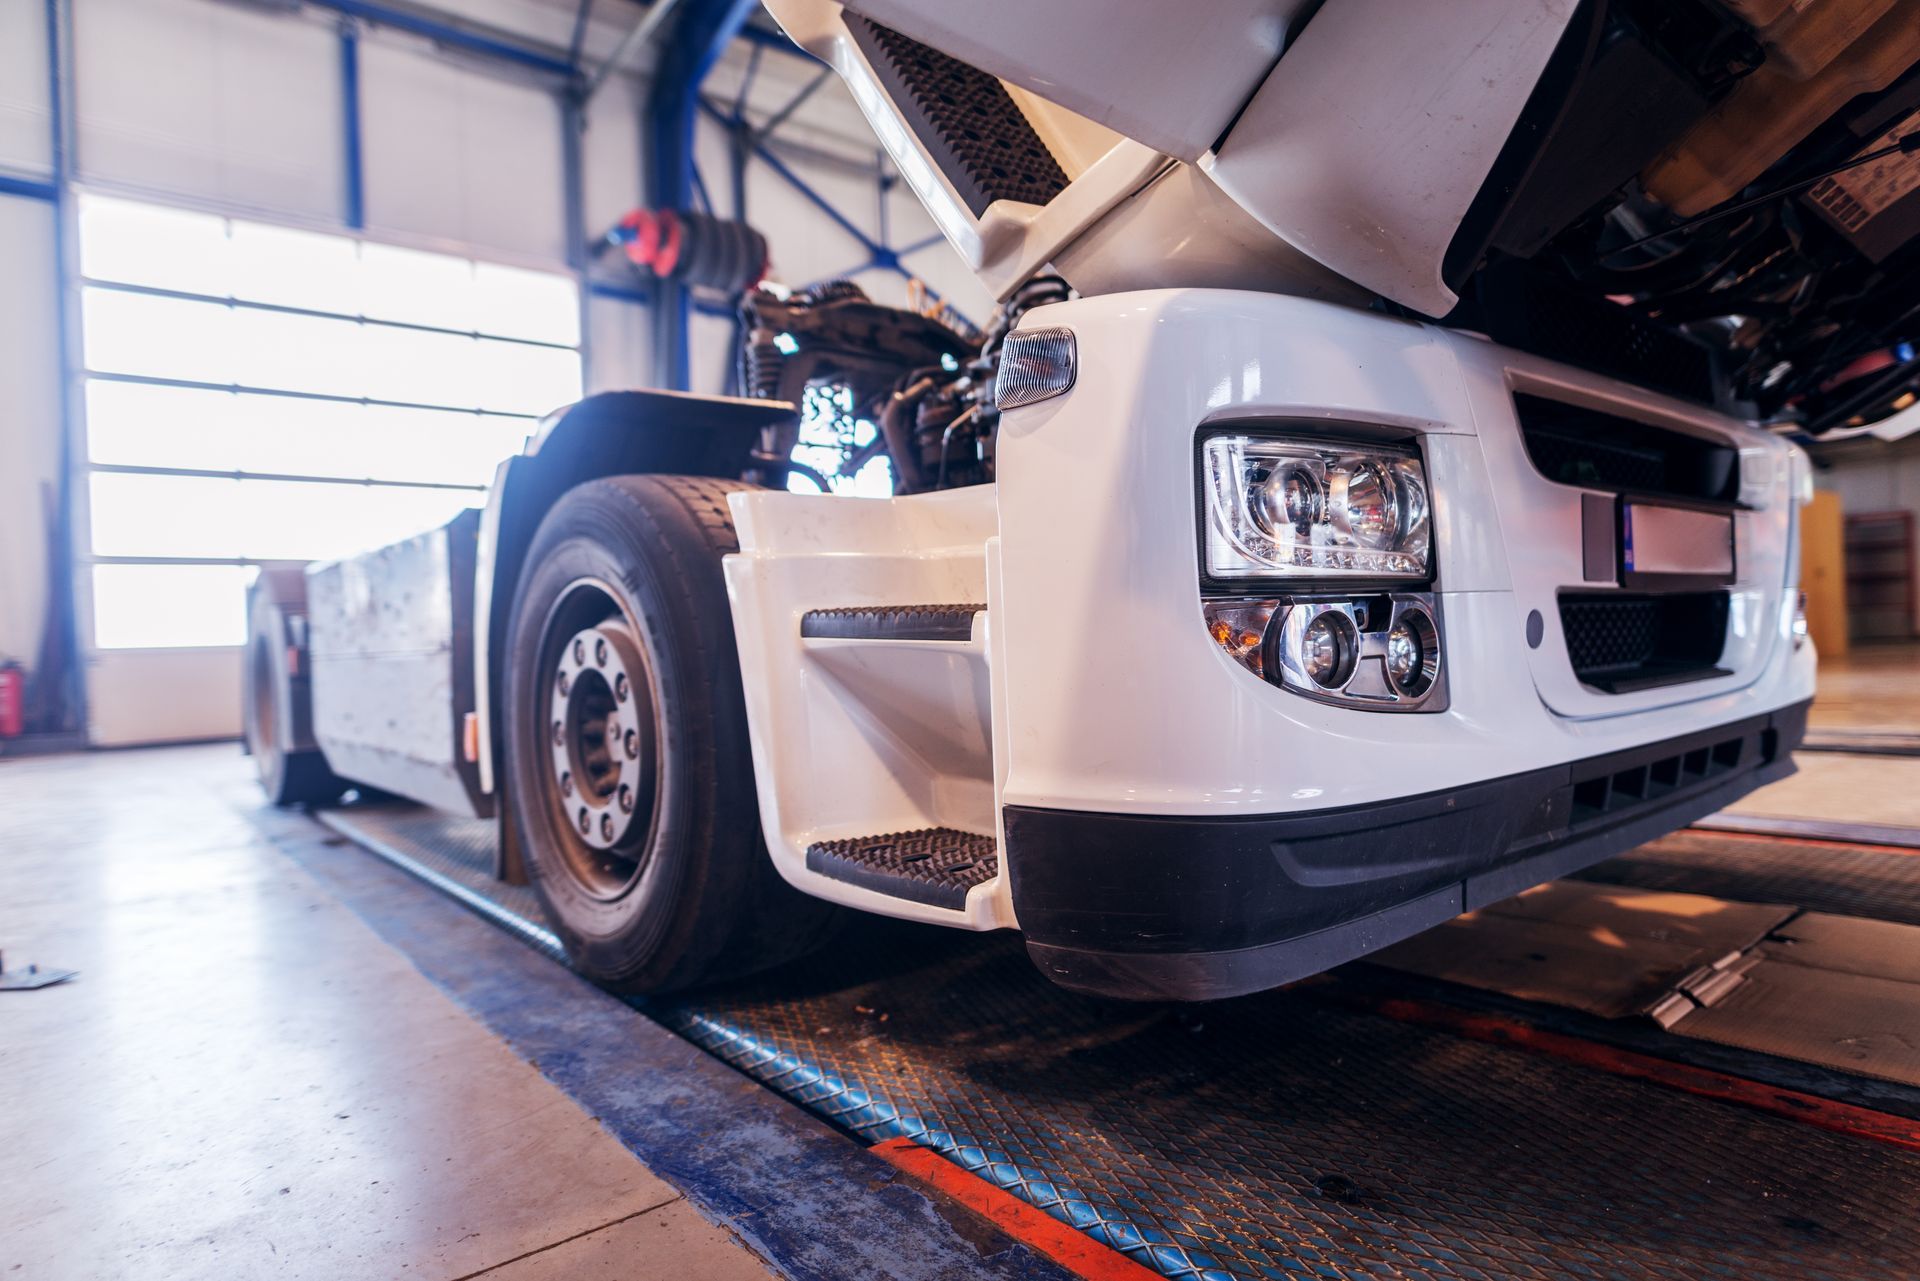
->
[1526,428,1665,494]
[1560,592,1729,693]
[1563,596,1658,672]
[848,19,1069,217]
[1516,395,1739,503]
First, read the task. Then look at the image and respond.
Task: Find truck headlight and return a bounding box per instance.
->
[1202,435,1431,580]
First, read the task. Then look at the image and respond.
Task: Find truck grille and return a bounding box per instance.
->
[1516,395,1739,504]
[1560,592,1729,694]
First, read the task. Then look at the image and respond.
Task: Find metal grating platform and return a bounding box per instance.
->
[1577,829,1920,928]
[318,804,1920,1280]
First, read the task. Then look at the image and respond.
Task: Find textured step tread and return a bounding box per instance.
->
[806,827,998,910]
[801,604,984,642]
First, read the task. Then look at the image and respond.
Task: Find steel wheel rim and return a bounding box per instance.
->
[538,578,663,902]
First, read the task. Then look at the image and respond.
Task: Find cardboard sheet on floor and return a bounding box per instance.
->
[1668,912,1920,1086]
[1370,881,1795,1019]
[1722,752,1920,832]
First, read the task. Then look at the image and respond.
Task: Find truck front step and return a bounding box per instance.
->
[800,604,984,642]
[805,828,998,909]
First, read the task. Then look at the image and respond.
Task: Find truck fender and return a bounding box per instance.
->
[471,389,796,874]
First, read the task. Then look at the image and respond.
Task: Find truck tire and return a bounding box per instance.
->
[502,474,840,993]
[244,569,347,807]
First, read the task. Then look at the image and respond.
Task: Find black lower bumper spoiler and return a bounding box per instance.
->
[1006,700,1810,1002]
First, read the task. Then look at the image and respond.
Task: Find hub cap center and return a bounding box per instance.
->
[548,619,654,884]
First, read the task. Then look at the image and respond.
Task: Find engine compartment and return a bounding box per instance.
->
[1449,0,1920,435]
[745,0,1920,485]
[739,276,1068,493]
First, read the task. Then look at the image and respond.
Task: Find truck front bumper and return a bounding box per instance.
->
[1007,700,1807,1001]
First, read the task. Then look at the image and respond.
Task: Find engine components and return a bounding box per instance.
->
[740,277,1068,494]
[1643,2,1920,215]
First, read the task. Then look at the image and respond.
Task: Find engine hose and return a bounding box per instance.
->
[880,375,938,493]
[935,406,981,491]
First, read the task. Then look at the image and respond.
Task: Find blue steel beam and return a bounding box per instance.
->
[304,1,574,78]
[0,172,58,202]
[44,0,86,737]
[696,99,970,325]
[561,95,592,385]
[565,0,596,71]
[647,0,760,389]
[339,22,366,230]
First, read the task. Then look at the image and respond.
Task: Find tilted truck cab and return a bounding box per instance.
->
[244,0,1912,999]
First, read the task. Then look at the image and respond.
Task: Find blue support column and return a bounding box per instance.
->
[646,0,760,390]
[43,0,86,737]
[561,92,592,388]
[339,22,366,231]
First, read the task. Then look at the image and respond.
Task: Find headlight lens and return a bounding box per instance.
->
[1300,612,1355,687]
[1204,435,1430,580]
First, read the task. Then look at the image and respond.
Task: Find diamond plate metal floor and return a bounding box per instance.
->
[318,802,1920,1281]
[1577,829,1920,928]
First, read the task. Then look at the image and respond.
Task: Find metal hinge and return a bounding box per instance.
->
[1646,948,1763,1029]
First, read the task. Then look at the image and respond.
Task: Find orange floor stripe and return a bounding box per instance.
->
[870,1137,1163,1281]
[1335,989,1920,1155]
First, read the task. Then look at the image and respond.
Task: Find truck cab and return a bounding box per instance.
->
[249,0,1903,999]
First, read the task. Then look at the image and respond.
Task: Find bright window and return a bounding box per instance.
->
[76,192,582,649]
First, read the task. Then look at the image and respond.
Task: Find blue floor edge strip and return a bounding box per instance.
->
[248,802,1082,1281]
[662,1008,1247,1281]
[308,798,1247,1279]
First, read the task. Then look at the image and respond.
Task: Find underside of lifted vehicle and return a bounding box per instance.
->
[243,0,1898,1000]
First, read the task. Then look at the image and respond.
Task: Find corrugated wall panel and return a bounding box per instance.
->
[73,0,342,221]
[0,1,52,178]
[358,36,566,266]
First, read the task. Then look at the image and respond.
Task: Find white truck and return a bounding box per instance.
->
[249,0,1916,1000]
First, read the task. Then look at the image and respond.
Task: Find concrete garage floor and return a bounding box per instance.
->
[1806,642,1920,738]
[0,746,775,1281]
[4,649,1916,1280]
[1723,642,1920,833]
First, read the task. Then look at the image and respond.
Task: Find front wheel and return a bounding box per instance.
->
[502,474,838,992]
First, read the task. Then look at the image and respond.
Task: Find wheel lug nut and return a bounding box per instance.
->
[552,720,563,746]
[618,784,633,813]
[599,813,614,840]
[615,673,629,702]
[572,638,585,664]
[557,671,570,695]
[560,772,573,796]
[624,729,638,759]
[594,638,607,666]
[577,807,589,834]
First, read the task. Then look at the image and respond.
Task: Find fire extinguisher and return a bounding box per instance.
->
[0,662,24,738]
